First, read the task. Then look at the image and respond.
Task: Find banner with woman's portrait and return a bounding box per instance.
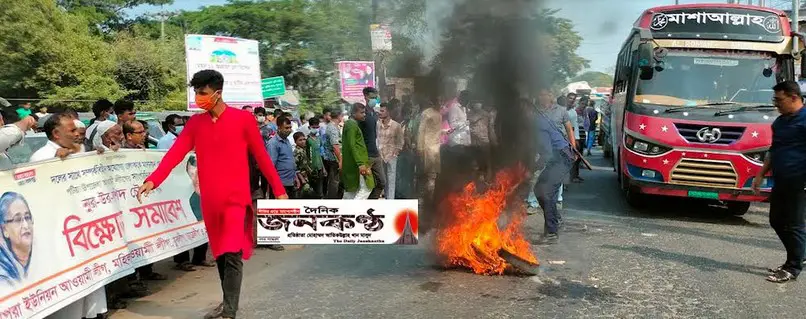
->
[0,150,207,319]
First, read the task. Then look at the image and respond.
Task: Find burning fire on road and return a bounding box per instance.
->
[434,166,539,275]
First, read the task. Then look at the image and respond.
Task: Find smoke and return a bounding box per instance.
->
[598,20,618,37]
[400,0,553,232]
[419,0,456,65]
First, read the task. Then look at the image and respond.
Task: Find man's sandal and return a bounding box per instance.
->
[766,269,797,283]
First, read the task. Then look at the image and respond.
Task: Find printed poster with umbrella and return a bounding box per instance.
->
[184,34,263,111]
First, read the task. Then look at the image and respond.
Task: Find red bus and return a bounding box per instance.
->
[607,4,802,215]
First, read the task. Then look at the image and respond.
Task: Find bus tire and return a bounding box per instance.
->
[620,165,645,208]
[725,201,750,216]
[625,187,646,208]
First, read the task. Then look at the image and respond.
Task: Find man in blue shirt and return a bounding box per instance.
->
[753,81,806,283]
[157,114,184,150]
[533,89,574,244]
[267,116,297,199]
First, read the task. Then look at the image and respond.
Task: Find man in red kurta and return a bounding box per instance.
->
[137,70,287,319]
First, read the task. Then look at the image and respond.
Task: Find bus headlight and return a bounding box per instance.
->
[743,151,767,164]
[625,134,671,156]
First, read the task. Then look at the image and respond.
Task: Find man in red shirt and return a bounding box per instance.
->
[136,70,288,319]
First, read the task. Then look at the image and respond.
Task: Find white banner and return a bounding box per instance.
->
[256,200,418,245]
[370,24,392,52]
[0,150,207,319]
[185,34,263,111]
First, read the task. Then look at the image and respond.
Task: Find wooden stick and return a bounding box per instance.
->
[573,147,593,170]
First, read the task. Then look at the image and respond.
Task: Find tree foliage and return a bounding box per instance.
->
[112,31,187,110]
[0,0,127,109]
[57,0,173,32]
[0,0,590,112]
[176,0,372,112]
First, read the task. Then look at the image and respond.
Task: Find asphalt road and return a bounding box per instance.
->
[112,151,802,319]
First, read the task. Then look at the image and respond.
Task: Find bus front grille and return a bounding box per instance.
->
[674,123,745,145]
[669,158,738,188]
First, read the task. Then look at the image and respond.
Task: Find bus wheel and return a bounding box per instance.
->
[624,185,646,208]
[620,169,645,208]
[725,201,751,216]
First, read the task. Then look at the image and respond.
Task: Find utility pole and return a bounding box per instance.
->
[371,0,387,98]
[795,0,801,47]
[795,0,800,58]
[154,11,173,41]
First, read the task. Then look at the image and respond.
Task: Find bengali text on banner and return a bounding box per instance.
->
[256,200,418,245]
[0,150,207,319]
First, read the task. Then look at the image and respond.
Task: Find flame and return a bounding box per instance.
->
[435,165,538,275]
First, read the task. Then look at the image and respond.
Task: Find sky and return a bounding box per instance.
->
[130,0,796,74]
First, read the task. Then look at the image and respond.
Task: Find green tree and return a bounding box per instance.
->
[0,0,126,109]
[112,31,187,110]
[178,0,371,111]
[57,0,173,32]
[570,71,614,88]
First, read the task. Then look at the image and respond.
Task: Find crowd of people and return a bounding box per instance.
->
[0,68,602,318]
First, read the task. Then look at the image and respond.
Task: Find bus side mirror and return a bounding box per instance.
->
[639,66,654,80]
[638,43,655,80]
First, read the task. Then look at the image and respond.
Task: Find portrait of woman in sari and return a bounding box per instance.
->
[0,191,33,288]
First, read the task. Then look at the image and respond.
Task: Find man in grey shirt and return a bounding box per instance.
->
[543,101,576,146]
[535,93,576,210]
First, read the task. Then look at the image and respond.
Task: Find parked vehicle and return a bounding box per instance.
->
[608,3,797,215]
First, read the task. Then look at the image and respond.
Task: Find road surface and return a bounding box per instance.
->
[111,152,801,319]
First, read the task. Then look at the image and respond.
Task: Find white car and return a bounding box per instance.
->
[0,132,50,169]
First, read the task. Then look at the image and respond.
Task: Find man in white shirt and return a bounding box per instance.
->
[0,111,36,169]
[28,112,108,319]
[73,119,87,153]
[157,114,184,150]
[446,91,471,146]
[91,120,123,152]
[29,112,80,162]
[377,105,404,199]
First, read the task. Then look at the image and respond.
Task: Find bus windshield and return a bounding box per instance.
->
[634,50,778,107]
